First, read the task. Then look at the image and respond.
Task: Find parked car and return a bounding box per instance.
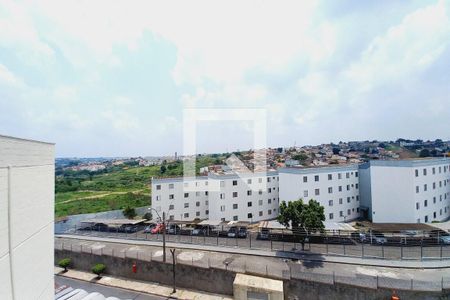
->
[372,233,387,245]
[92,223,108,232]
[439,235,450,245]
[119,224,138,233]
[238,227,248,238]
[351,232,367,242]
[227,226,238,238]
[143,224,156,233]
[151,223,165,234]
[167,224,180,234]
[257,228,270,240]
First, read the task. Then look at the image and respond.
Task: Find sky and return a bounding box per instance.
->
[0,0,449,157]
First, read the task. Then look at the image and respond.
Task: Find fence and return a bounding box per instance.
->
[58,223,450,261]
[54,239,450,293]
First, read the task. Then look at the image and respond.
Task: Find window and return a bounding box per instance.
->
[424,184,427,192]
[156,185,161,190]
[258,199,263,206]
[233,192,238,198]
[433,197,436,204]
[184,203,189,208]
[338,186,342,192]
[315,188,320,196]
[328,187,333,194]
[184,213,189,218]
[233,180,238,186]
[220,193,225,199]
[267,177,271,182]
[432,167,436,174]
[196,211,200,217]
[205,191,209,196]
[247,190,252,196]
[156,195,161,201]
[339,198,343,204]
[355,172,358,177]
[433,212,436,219]
[347,197,350,203]
[356,195,359,201]
[233,216,238,221]
[424,200,428,207]
[416,186,419,193]
[169,194,174,199]
[346,185,350,191]
[247,201,252,207]
[303,190,308,197]
[268,188,272,193]
[424,215,428,223]
[205,200,209,205]
[328,174,332,180]
[329,213,334,220]
[415,169,419,177]
[423,168,427,176]
[259,211,263,216]
[196,191,200,197]
[267,198,271,204]
[196,201,200,207]
[233,203,238,209]
[206,210,209,215]
[258,178,263,183]
[433,182,436,189]
[268,209,272,215]
[303,176,308,183]
[347,209,351,216]
[247,179,252,184]
[315,175,319,182]
[346,172,350,178]
[416,202,420,210]
[340,211,344,217]
[248,213,253,219]
[220,205,225,212]
[328,200,333,206]
[355,184,359,189]
[338,173,342,179]
[184,193,189,198]
[169,215,174,220]
[169,183,174,189]
[169,204,174,210]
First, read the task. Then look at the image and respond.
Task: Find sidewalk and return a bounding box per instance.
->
[56,234,450,269]
[54,267,233,300]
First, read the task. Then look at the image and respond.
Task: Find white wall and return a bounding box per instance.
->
[0,135,54,300]
[279,165,360,222]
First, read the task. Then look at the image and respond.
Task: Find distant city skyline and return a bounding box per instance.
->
[1,1,449,157]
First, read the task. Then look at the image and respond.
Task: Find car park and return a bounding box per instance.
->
[227,226,238,238]
[238,227,248,238]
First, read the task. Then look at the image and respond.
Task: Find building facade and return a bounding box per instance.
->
[359,159,450,223]
[151,158,450,224]
[278,165,360,222]
[151,171,279,222]
[0,135,55,300]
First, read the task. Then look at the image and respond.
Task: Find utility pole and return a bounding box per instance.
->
[163,211,166,263]
[170,249,176,293]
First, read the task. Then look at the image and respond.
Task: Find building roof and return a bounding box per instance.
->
[80,219,145,225]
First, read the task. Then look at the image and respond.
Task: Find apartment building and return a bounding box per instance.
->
[359,158,450,223]
[151,171,279,222]
[278,164,361,222]
[0,135,55,300]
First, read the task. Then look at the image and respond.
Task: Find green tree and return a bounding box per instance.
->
[277,199,325,249]
[123,206,137,219]
[419,149,430,157]
[160,165,167,174]
[92,263,106,278]
[58,258,71,272]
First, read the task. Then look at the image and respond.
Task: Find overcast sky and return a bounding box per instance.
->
[1,0,449,157]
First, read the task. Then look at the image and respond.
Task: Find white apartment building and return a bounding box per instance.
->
[278,165,361,222]
[151,171,279,222]
[0,135,55,300]
[359,158,450,223]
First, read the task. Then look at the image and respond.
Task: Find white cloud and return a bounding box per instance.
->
[0,63,24,87]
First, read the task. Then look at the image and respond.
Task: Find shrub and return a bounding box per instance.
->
[58,258,71,272]
[92,263,106,278]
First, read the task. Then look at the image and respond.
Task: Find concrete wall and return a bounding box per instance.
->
[55,249,450,300]
[0,135,55,300]
[55,249,236,295]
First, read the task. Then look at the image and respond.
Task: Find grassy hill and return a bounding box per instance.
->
[55,155,225,217]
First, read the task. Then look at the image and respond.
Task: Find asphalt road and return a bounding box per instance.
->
[55,276,167,300]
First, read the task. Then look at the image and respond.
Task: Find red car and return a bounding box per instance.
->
[151,223,165,234]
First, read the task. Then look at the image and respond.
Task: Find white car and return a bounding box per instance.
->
[439,236,450,244]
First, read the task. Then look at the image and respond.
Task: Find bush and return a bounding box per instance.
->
[123,206,137,219]
[92,263,106,278]
[143,212,152,220]
[58,258,71,272]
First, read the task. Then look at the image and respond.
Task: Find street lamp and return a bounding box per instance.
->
[147,207,167,263]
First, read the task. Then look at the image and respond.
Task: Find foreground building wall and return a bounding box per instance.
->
[0,135,55,300]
